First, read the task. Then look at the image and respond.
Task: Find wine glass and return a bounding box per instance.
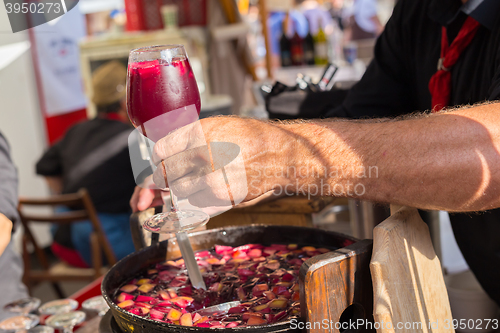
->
[4,298,41,316]
[44,311,85,333]
[0,314,39,332]
[81,296,108,317]
[38,299,78,316]
[127,44,210,234]
[127,45,209,290]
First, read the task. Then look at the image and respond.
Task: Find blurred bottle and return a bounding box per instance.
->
[290,21,305,66]
[314,18,329,65]
[280,14,292,67]
[303,19,315,65]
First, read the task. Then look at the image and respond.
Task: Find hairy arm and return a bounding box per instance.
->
[277,103,500,211]
[151,102,500,213]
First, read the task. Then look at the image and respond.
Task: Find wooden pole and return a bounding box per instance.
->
[259,0,273,79]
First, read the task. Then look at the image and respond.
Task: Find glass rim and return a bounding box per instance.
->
[130,44,185,54]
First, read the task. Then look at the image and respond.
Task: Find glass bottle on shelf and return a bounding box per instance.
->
[303,19,315,65]
[314,18,329,65]
[279,13,292,67]
[290,21,304,66]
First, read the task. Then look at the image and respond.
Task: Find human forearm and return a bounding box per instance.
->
[279,103,500,211]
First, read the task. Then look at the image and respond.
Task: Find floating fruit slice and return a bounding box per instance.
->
[138,283,156,293]
[137,278,152,285]
[135,295,154,303]
[120,284,138,293]
[149,308,165,320]
[180,313,193,326]
[268,299,288,309]
[117,300,134,309]
[166,308,182,321]
[247,316,268,326]
[116,293,134,303]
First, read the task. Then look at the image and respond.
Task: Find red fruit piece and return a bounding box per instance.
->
[281,273,294,282]
[242,313,262,321]
[252,284,269,297]
[156,301,172,307]
[236,286,246,300]
[195,250,210,258]
[192,313,202,323]
[247,316,268,326]
[128,307,141,316]
[120,284,138,293]
[158,290,171,300]
[232,250,247,259]
[271,285,288,295]
[292,291,300,301]
[170,297,193,308]
[167,308,182,321]
[167,288,178,299]
[273,310,288,322]
[152,306,172,313]
[180,313,193,326]
[149,308,165,320]
[196,323,211,328]
[263,248,277,256]
[226,322,240,328]
[116,293,134,303]
[135,302,152,309]
[135,295,154,303]
[263,291,276,300]
[215,245,233,255]
[178,285,192,296]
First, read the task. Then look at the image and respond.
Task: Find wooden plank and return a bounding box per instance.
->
[299,240,374,333]
[370,207,454,333]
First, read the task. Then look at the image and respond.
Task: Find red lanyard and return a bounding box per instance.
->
[428,16,480,112]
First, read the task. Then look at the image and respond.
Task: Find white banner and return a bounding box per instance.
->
[32,5,87,117]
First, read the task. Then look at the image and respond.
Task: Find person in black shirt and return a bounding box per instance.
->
[130,0,500,308]
[318,0,500,307]
[37,61,136,267]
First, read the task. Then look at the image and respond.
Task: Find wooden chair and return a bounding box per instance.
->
[18,188,117,298]
[370,206,454,333]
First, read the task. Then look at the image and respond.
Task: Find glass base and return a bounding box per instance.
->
[143,210,209,233]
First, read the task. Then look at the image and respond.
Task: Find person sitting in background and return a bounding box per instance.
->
[0,131,29,320]
[36,60,136,268]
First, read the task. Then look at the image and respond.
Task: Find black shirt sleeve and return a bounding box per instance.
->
[36,139,63,177]
[325,0,419,119]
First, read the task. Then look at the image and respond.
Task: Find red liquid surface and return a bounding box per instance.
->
[114,243,333,327]
[127,58,201,141]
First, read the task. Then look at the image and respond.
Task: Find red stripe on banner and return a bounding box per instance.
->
[45,108,88,145]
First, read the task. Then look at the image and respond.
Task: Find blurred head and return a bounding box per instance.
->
[91,60,127,117]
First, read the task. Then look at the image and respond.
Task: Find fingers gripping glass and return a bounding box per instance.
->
[127,45,208,290]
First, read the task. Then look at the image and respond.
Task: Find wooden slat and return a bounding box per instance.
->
[21,211,89,223]
[299,240,374,333]
[370,207,454,333]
